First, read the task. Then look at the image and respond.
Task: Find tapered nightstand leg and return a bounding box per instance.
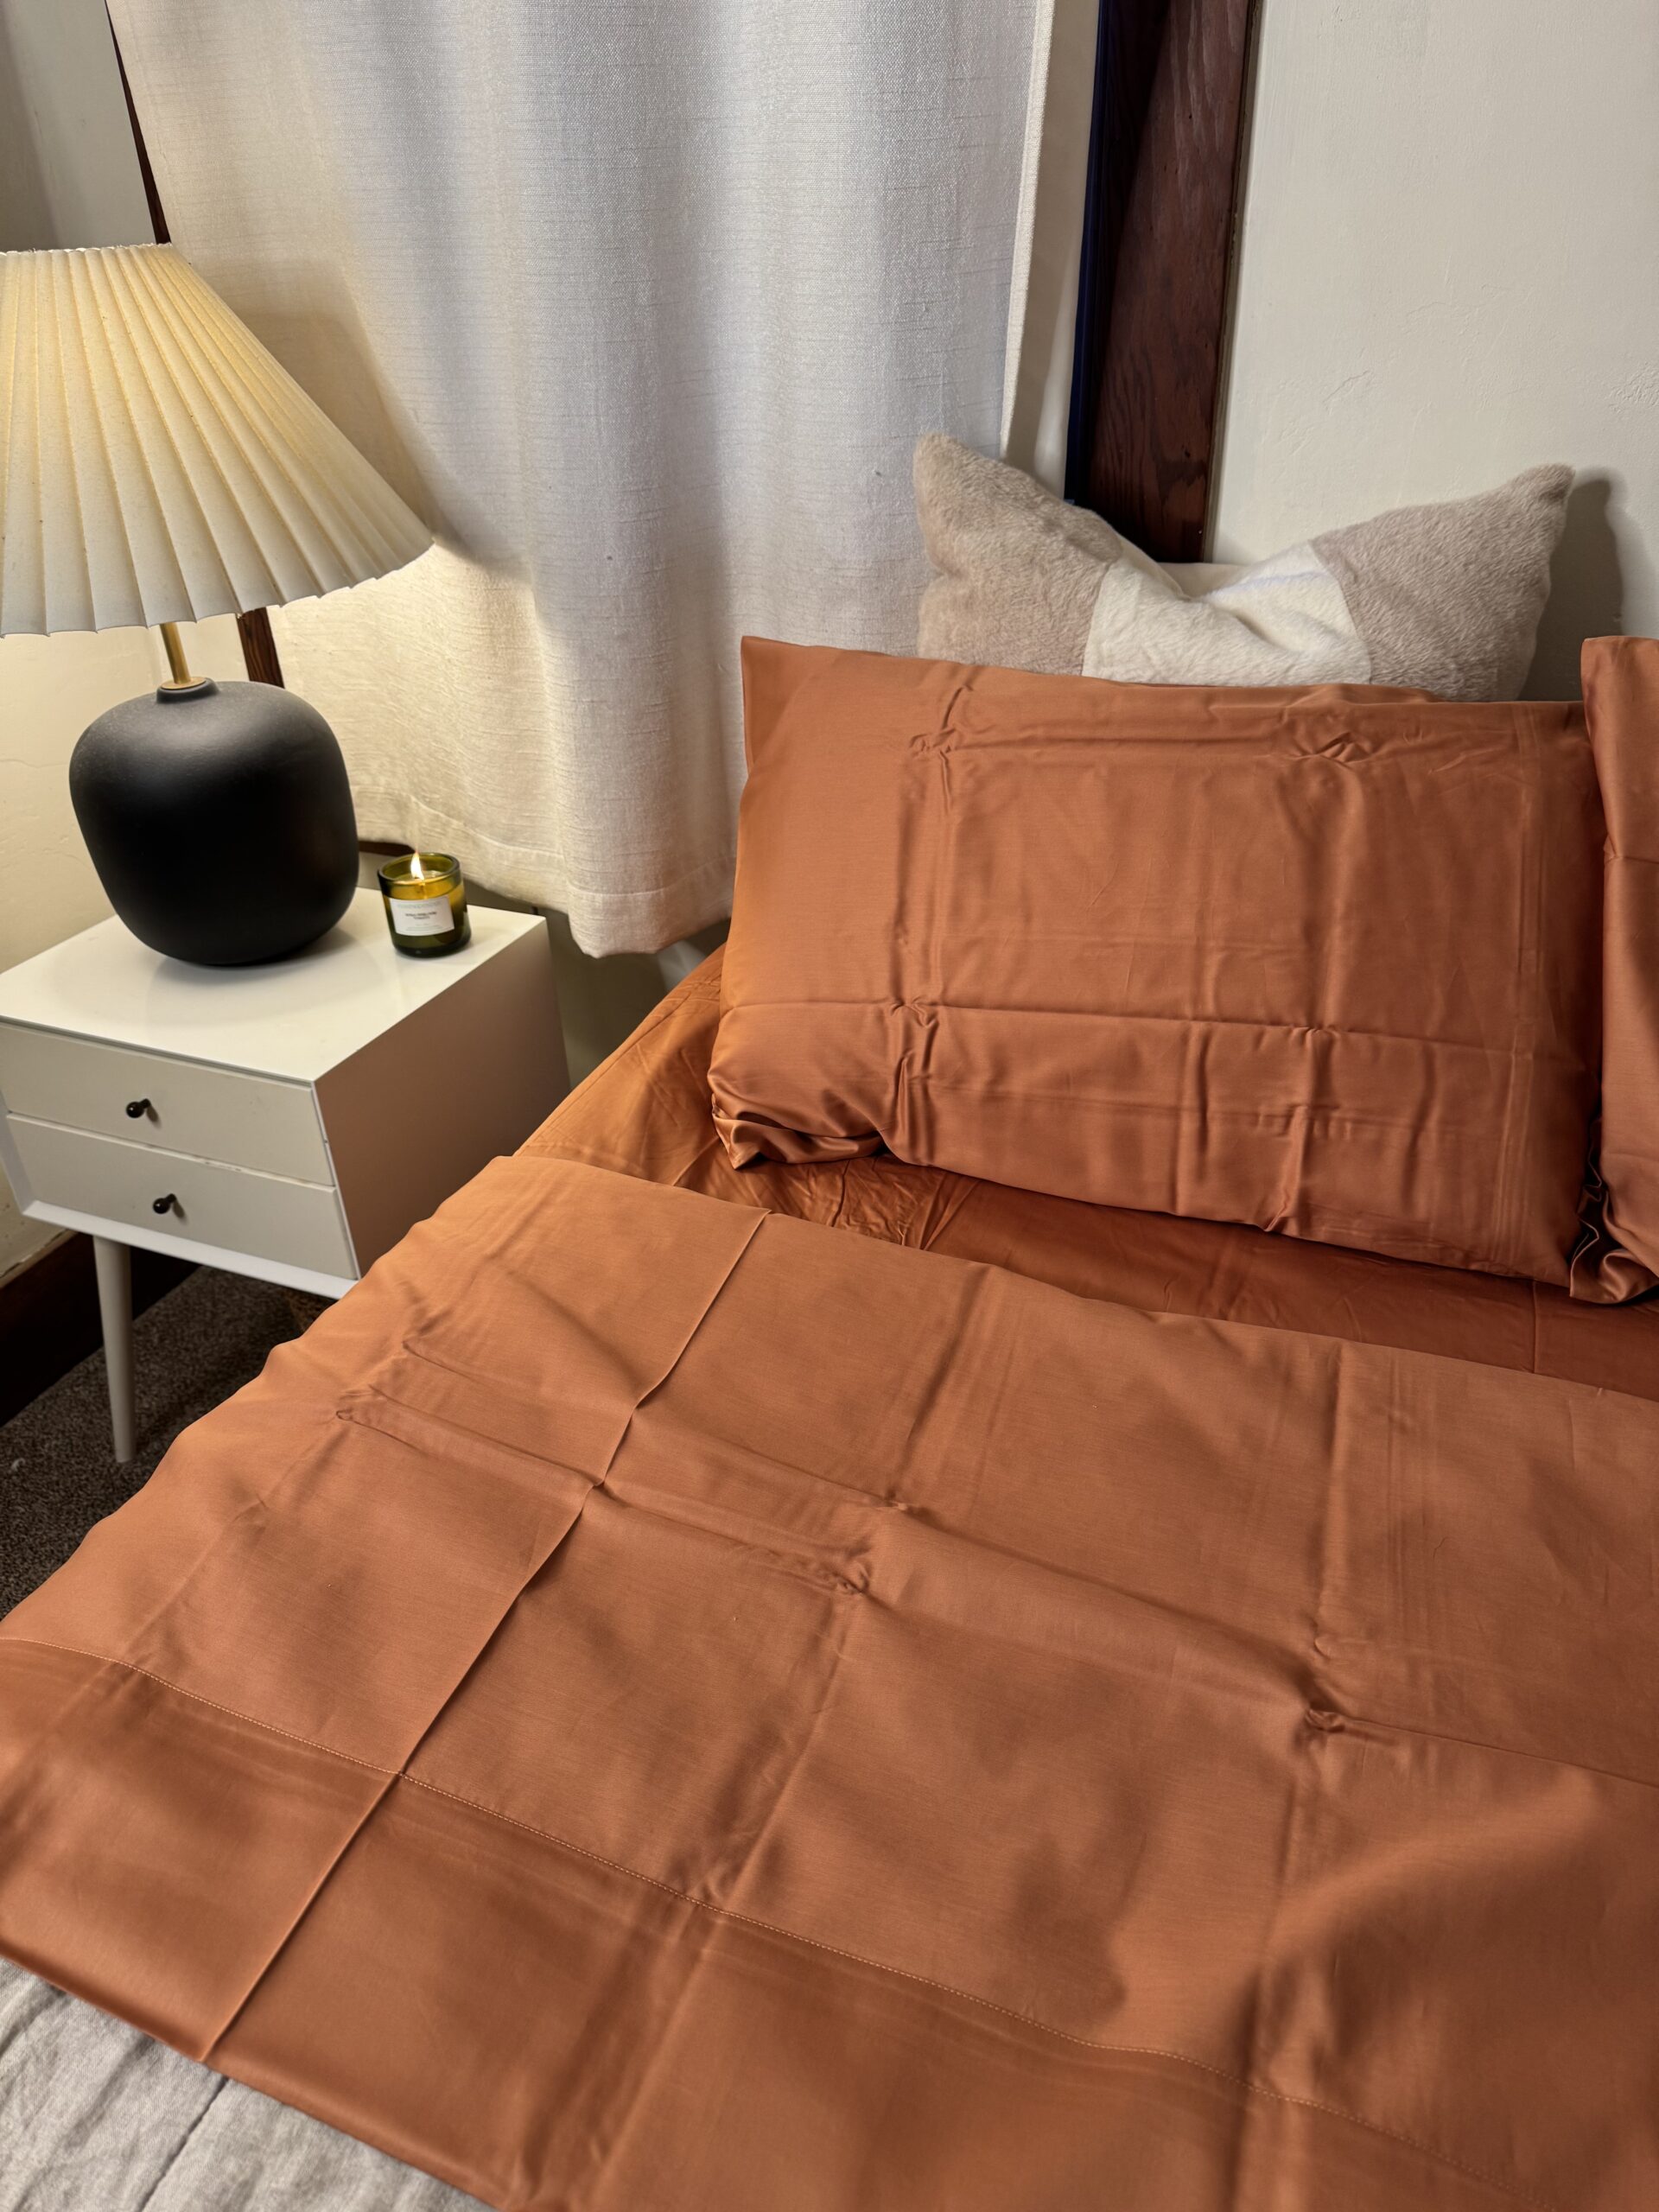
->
[92,1236,137,1463]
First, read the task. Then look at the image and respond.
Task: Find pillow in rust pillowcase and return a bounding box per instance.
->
[711,639,1609,1289]
[1573,634,1659,1301]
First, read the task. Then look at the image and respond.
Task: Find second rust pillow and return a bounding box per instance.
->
[712,640,1605,1287]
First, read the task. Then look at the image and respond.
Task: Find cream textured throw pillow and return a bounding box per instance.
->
[915,435,1572,701]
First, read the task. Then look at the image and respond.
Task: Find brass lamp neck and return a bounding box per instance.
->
[158,620,195,689]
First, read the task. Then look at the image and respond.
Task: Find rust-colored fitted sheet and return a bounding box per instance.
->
[1,968,1656,2212]
[531,950,1659,1403]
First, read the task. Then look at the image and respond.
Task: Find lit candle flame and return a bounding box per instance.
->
[410,853,427,882]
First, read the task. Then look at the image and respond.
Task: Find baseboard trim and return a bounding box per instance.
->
[0,1231,193,1427]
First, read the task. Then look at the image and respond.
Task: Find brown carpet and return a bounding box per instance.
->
[0,1268,325,1618]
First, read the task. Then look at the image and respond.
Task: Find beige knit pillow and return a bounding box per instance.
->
[915,435,1572,702]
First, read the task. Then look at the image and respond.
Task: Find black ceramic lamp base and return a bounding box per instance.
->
[70,676,359,968]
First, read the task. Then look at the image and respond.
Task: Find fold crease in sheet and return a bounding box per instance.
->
[195,1201,770,2062]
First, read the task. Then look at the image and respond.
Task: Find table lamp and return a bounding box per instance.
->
[0,245,432,966]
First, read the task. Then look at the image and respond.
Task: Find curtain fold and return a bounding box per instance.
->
[111,0,1050,953]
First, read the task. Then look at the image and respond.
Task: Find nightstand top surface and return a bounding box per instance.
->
[0,892,544,1081]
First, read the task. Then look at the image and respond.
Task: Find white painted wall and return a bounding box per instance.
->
[1212,0,1659,698]
[0,0,151,251]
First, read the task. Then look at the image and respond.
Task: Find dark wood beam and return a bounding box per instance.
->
[107,7,168,246]
[235,608,285,684]
[1066,0,1260,561]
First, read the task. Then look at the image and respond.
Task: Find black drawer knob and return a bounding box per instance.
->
[152,1193,177,1216]
[125,1098,151,1119]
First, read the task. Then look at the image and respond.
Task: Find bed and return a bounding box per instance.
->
[3,935,1656,2212]
[15,8,1651,2192]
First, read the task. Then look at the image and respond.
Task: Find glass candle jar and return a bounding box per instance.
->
[378,852,471,956]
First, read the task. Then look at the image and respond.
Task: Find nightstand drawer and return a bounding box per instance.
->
[0,1025,328,1182]
[7,1118,356,1278]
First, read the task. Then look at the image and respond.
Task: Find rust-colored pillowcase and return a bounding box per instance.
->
[711,639,1610,1287]
[1577,634,1659,1300]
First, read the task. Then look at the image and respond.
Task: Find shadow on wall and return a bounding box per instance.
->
[238,304,439,535]
[540,907,728,1087]
[1525,474,1624,700]
[0,10,55,249]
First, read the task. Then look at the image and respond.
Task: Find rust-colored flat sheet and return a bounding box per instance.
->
[3,1137,1656,2209]
[531,949,1659,1402]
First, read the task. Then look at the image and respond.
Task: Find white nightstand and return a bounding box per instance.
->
[0,891,568,1460]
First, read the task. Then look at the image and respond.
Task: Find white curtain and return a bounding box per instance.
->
[111,0,1053,954]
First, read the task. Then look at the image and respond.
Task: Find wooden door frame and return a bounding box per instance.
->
[1065,0,1261,560]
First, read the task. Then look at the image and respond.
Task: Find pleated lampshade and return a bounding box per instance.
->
[0,244,432,635]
